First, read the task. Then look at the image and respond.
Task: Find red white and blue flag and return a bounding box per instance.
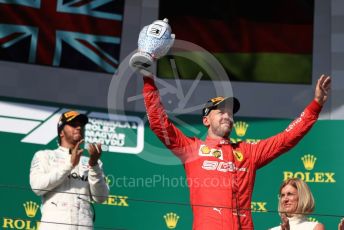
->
[0,0,124,73]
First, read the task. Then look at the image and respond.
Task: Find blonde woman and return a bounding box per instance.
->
[270,178,325,230]
[339,218,344,230]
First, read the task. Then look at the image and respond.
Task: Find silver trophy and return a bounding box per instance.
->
[129,18,175,75]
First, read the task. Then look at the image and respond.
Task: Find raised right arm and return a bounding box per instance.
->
[143,76,195,161]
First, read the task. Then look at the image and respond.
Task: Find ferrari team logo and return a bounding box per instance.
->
[233,150,244,162]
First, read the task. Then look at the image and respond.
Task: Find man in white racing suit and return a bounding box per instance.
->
[30,110,109,230]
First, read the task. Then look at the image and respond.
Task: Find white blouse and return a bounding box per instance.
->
[269,216,318,230]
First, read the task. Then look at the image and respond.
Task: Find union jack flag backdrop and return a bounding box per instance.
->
[0,0,124,74]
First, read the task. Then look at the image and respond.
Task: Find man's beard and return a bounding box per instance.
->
[211,125,231,138]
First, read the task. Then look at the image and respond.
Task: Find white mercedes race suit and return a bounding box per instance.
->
[29,146,109,230]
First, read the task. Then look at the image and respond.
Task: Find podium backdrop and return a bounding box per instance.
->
[0,98,343,230]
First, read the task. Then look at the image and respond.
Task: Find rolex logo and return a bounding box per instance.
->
[233,121,248,137]
[284,154,335,183]
[163,212,180,229]
[23,201,39,218]
[301,154,317,171]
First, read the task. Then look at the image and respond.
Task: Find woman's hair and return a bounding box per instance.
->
[278,178,315,217]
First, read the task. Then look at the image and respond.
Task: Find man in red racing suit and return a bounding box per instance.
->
[142,75,331,230]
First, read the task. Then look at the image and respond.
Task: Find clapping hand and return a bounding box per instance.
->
[88,143,102,167]
[280,213,290,230]
[71,139,84,167]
